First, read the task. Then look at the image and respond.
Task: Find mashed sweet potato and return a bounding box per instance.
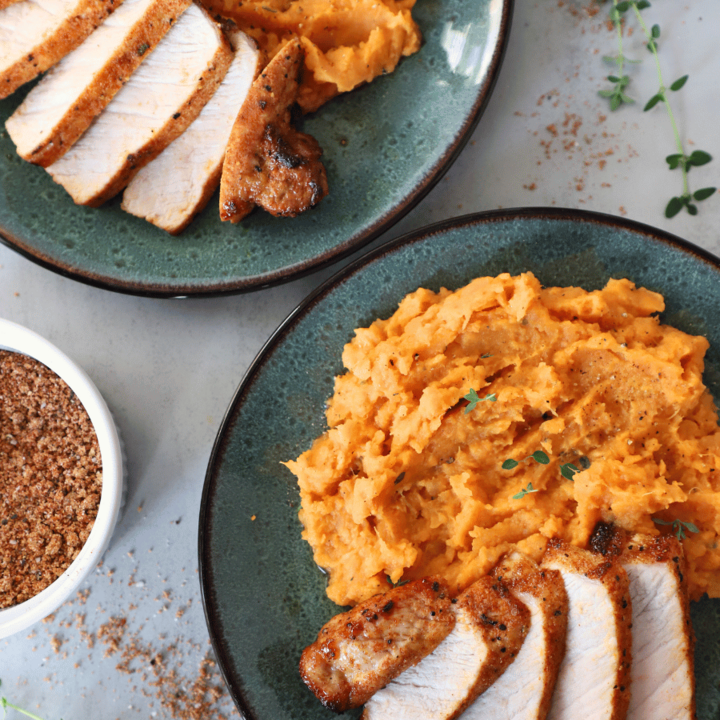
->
[201,0,421,112]
[285,273,720,606]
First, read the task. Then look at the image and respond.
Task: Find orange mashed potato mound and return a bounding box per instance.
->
[201,0,422,112]
[285,273,720,606]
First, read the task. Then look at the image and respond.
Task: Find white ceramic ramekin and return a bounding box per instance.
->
[0,318,124,638]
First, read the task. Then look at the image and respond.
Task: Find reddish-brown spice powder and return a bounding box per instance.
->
[0,350,102,608]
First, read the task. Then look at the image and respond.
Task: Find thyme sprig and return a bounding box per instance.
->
[653,517,699,541]
[502,450,550,470]
[512,482,539,500]
[0,683,48,720]
[599,0,716,217]
[503,452,586,486]
[463,389,497,413]
[598,0,637,110]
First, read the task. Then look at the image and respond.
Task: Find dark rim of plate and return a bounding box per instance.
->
[198,205,720,718]
[0,0,514,299]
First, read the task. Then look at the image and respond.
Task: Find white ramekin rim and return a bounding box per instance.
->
[0,318,124,638]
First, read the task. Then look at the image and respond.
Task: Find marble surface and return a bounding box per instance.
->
[1,0,719,718]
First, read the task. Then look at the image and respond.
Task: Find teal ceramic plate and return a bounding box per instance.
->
[199,207,720,720]
[0,0,512,297]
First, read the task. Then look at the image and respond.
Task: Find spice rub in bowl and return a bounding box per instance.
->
[0,350,102,609]
[285,272,720,607]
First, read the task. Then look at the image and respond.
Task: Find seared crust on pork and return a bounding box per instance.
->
[361,576,530,720]
[299,577,455,713]
[542,540,632,720]
[460,552,568,720]
[0,0,22,9]
[47,2,233,207]
[453,577,530,713]
[0,0,120,100]
[6,0,192,167]
[591,525,696,720]
[219,36,328,222]
[121,26,262,234]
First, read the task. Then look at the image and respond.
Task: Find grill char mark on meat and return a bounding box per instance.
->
[219,36,328,222]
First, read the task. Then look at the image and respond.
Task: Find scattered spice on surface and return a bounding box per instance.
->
[3,559,241,720]
[97,616,127,656]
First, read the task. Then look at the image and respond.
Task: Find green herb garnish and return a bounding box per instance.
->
[137,42,150,56]
[560,462,580,480]
[653,517,699,540]
[502,450,549,469]
[1,685,46,720]
[512,482,539,500]
[597,0,637,110]
[599,0,716,217]
[463,389,497,413]
[386,575,409,588]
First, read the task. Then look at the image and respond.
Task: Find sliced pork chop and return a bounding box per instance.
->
[591,525,696,720]
[121,26,261,234]
[299,577,455,713]
[362,576,530,720]
[0,0,119,99]
[46,2,232,207]
[6,0,191,167]
[542,540,632,720]
[219,36,328,222]
[462,552,568,720]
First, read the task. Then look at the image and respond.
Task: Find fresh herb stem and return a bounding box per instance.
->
[613,0,626,79]
[599,0,716,217]
[512,482,539,500]
[1,698,46,720]
[502,450,550,470]
[631,5,689,200]
[653,517,699,541]
[598,0,633,109]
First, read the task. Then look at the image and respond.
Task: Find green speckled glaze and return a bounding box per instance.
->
[200,209,720,720]
[0,0,512,296]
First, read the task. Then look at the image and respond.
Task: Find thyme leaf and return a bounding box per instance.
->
[598,0,715,217]
[653,517,700,540]
[530,450,550,465]
[463,389,497,413]
[386,574,409,588]
[512,482,539,500]
[560,462,581,480]
[502,450,549,468]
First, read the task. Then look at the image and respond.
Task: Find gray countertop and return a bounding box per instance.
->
[1,0,719,717]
